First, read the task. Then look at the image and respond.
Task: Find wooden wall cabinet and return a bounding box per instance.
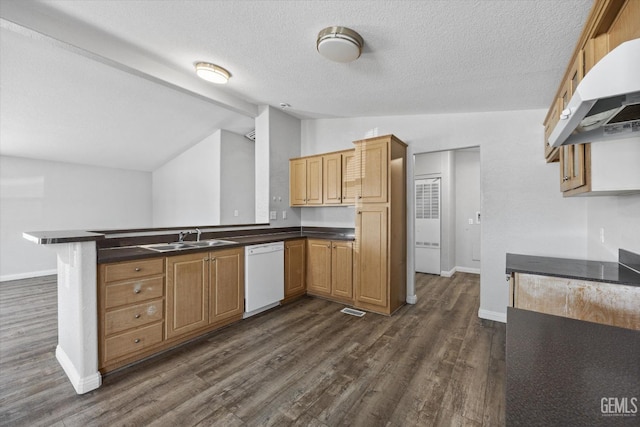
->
[289,156,323,206]
[290,149,356,207]
[542,0,640,195]
[509,272,640,330]
[306,239,353,303]
[341,150,358,204]
[98,258,165,371]
[283,239,306,303]
[353,134,407,315]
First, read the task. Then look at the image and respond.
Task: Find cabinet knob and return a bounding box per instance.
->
[134,314,141,319]
[134,267,141,272]
[134,288,141,294]
[333,245,336,248]
[327,244,331,248]
[563,176,569,182]
[358,195,362,199]
[357,211,362,214]
[211,257,216,262]
[134,339,141,344]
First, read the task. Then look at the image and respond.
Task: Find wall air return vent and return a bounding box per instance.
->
[244,129,256,141]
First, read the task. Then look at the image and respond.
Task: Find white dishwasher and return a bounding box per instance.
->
[244,241,284,318]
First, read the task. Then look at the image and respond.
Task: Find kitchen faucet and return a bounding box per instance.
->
[178,229,201,243]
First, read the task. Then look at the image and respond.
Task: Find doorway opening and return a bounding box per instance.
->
[413,147,481,277]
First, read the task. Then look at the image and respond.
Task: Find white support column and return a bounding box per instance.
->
[53,241,101,394]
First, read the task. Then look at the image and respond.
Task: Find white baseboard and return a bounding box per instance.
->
[56,345,102,394]
[478,308,507,323]
[0,269,57,282]
[439,266,480,277]
[456,266,481,275]
[440,267,456,277]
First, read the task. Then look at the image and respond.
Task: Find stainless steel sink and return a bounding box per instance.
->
[187,239,236,247]
[141,239,236,252]
[142,243,195,252]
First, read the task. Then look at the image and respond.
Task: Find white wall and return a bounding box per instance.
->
[586,194,640,261]
[0,156,152,280]
[256,106,302,227]
[302,109,592,322]
[455,149,481,271]
[152,131,221,227]
[219,130,255,224]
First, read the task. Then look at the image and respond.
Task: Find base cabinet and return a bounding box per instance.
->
[208,248,244,324]
[98,258,165,371]
[283,239,306,303]
[166,252,209,339]
[98,247,244,373]
[510,272,640,330]
[167,247,245,339]
[306,239,353,303]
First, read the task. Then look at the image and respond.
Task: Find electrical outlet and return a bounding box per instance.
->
[468,218,473,225]
[234,210,239,217]
[600,227,605,243]
[269,211,276,220]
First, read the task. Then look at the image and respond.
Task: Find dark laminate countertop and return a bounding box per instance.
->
[507,307,640,426]
[506,253,640,287]
[23,230,105,244]
[98,229,355,264]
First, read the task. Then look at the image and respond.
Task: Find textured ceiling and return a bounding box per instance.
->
[0,0,593,171]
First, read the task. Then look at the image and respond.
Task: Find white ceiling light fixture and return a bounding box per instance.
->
[195,62,231,84]
[317,26,364,63]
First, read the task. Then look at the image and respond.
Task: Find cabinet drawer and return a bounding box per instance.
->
[103,258,164,283]
[104,298,164,336]
[104,322,163,363]
[104,277,164,308]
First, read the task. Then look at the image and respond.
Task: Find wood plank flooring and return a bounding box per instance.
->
[0,273,505,426]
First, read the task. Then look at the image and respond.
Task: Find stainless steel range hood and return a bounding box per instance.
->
[549,38,640,147]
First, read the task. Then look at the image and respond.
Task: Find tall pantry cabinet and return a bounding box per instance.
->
[353,135,407,315]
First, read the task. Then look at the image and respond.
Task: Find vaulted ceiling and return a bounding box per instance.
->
[0,0,593,171]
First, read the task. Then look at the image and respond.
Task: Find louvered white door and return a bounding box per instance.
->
[415,178,440,274]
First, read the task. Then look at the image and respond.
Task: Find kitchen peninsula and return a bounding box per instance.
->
[23,225,355,394]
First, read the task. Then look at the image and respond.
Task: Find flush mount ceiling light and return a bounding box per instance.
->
[195,62,231,84]
[317,26,364,63]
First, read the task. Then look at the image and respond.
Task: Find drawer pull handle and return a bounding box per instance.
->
[135,267,141,272]
[134,314,141,319]
[134,339,141,344]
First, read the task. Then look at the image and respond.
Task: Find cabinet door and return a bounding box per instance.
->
[166,253,209,339]
[342,150,358,204]
[358,140,388,203]
[331,241,353,299]
[290,158,307,206]
[209,247,244,324]
[306,239,332,295]
[285,239,306,298]
[560,144,587,192]
[544,98,562,162]
[355,206,388,308]
[306,156,323,205]
[323,153,342,205]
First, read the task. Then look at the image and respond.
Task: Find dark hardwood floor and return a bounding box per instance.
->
[0,273,505,426]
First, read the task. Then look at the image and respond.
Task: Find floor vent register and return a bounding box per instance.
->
[341,307,366,317]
